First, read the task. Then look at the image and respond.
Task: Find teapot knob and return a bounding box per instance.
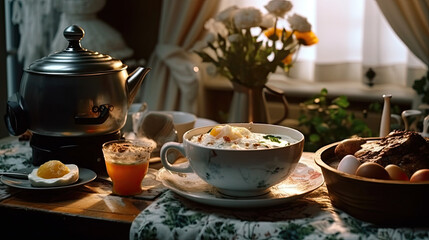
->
[64,25,85,51]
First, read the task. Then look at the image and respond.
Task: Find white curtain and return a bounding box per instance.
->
[49,0,133,60]
[11,0,58,68]
[11,0,133,70]
[218,0,427,87]
[375,0,429,67]
[139,0,220,114]
[291,0,427,86]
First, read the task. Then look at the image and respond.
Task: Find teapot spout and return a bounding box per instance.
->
[126,67,151,107]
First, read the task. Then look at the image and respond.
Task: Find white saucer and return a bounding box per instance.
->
[149,157,161,163]
[157,156,324,208]
[1,168,97,190]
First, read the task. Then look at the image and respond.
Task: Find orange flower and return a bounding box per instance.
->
[282,53,294,65]
[264,27,291,40]
[294,31,318,46]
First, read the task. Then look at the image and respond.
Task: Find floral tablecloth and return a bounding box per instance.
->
[0,137,166,201]
[1,137,429,239]
[130,153,429,240]
[130,188,429,240]
[0,138,33,200]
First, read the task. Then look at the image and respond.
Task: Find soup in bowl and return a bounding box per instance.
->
[160,123,304,197]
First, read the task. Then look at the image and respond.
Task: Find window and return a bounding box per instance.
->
[218,0,426,86]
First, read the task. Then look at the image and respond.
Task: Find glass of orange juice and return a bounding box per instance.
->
[102,138,156,196]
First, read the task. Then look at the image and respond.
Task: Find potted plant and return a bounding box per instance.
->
[298,88,373,152]
[412,71,429,115]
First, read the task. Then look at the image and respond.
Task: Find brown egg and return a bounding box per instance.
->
[334,138,366,159]
[410,169,429,182]
[385,164,409,181]
[355,162,390,180]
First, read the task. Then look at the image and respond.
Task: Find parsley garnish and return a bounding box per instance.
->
[263,135,282,143]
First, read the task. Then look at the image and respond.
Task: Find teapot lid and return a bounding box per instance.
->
[26,25,126,75]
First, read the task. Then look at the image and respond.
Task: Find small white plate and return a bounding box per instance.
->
[157,156,324,208]
[0,168,97,190]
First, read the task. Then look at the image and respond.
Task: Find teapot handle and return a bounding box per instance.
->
[263,84,289,125]
[4,93,29,136]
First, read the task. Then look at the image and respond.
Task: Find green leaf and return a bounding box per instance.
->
[309,134,320,143]
[284,32,294,46]
[333,96,350,108]
[412,75,427,94]
[315,123,329,134]
[298,87,374,151]
[310,116,323,125]
[207,42,217,52]
[195,52,217,63]
[412,71,429,104]
[263,135,282,143]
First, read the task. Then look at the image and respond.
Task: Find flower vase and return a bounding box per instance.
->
[227,83,270,123]
[227,82,290,124]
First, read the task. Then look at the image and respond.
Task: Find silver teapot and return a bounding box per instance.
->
[5,25,150,137]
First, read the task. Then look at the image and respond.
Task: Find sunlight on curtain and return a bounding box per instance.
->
[219,0,427,86]
[139,0,220,114]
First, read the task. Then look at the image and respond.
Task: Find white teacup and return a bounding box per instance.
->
[157,111,196,142]
[160,123,305,197]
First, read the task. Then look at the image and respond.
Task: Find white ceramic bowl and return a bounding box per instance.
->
[142,111,196,142]
[164,111,196,142]
[160,123,304,197]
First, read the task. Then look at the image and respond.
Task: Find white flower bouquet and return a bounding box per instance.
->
[196,0,318,88]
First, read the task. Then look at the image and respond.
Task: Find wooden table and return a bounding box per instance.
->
[0,119,218,239]
[0,136,165,239]
[0,179,159,239]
